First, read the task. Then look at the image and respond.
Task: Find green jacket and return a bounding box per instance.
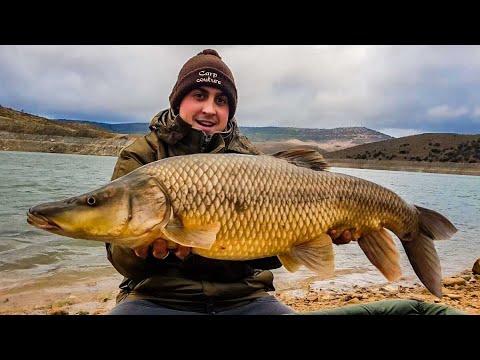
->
[106,109,282,312]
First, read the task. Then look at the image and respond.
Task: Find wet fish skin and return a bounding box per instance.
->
[27,149,457,298]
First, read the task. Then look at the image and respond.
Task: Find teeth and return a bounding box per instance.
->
[196,120,214,127]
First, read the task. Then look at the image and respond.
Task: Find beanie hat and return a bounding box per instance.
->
[169,49,238,120]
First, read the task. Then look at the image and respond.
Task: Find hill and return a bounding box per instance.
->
[0,106,136,156]
[327,133,480,163]
[0,106,116,138]
[88,121,391,144]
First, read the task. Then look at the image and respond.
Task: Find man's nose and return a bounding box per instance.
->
[202,98,216,114]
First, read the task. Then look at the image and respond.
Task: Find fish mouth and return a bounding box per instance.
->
[27,210,61,231]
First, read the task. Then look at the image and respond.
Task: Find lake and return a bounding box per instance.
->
[0,151,479,296]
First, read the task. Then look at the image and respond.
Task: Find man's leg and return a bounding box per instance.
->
[107,299,202,315]
[300,299,468,315]
[218,295,296,315]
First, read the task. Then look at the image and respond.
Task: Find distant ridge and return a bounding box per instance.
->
[59,120,392,144]
[56,120,150,135]
[239,126,392,143]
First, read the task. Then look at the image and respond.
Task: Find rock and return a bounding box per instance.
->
[408,294,434,302]
[443,293,463,300]
[380,285,398,292]
[75,311,90,315]
[346,298,361,305]
[339,294,353,302]
[443,278,467,287]
[48,309,69,315]
[473,259,480,275]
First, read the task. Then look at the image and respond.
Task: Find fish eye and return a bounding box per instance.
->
[87,196,96,206]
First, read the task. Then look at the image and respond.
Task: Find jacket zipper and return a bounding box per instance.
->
[201,134,213,153]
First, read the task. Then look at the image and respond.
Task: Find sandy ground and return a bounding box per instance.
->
[277,269,480,315]
[1,267,478,315]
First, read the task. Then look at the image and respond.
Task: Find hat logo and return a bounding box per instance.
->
[196,70,222,85]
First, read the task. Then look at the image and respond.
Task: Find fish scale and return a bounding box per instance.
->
[142,153,416,259]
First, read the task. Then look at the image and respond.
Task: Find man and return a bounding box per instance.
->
[107,49,356,315]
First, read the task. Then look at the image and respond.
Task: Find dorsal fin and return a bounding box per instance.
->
[270,148,330,171]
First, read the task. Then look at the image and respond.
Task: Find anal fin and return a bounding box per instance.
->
[357,228,402,281]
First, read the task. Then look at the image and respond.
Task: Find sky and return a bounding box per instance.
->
[1,45,480,138]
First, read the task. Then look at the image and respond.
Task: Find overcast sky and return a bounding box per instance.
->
[1,45,479,138]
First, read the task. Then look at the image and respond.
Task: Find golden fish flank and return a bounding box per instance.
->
[27,149,457,298]
[152,153,406,257]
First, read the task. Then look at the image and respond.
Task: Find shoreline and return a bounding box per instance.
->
[1,149,479,177]
[1,268,478,315]
[325,158,480,176]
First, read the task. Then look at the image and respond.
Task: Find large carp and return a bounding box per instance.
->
[27,149,457,297]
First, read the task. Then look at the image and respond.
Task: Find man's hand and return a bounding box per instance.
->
[133,230,359,260]
[133,239,191,260]
[328,228,361,245]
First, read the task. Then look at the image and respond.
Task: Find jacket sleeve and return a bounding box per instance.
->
[110,135,158,181]
[106,134,162,279]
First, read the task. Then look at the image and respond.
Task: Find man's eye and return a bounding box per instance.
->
[193,93,205,99]
[216,97,227,104]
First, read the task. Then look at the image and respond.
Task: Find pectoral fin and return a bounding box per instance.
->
[357,228,402,281]
[162,217,220,249]
[284,234,335,277]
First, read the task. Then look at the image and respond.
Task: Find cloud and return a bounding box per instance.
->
[473,106,480,119]
[426,105,469,119]
[378,128,423,138]
[1,45,480,135]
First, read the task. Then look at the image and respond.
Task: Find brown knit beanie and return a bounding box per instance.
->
[169,49,238,120]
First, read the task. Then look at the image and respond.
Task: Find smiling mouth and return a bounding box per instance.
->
[27,211,61,231]
[195,120,216,128]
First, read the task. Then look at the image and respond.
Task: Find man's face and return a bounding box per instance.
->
[179,86,229,134]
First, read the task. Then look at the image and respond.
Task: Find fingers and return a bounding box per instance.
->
[341,230,353,242]
[133,245,150,259]
[350,229,362,241]
[329,228,359,245]
[152,239,169,259]
[135,240,191,260]
[328,229,340,240]
[175,245,191,260]
[332,231,351,245]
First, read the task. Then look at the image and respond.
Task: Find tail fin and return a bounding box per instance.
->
[415,205,458,240]
[401,205,458,298]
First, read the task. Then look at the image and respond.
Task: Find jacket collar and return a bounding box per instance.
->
[149,108,239,154]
